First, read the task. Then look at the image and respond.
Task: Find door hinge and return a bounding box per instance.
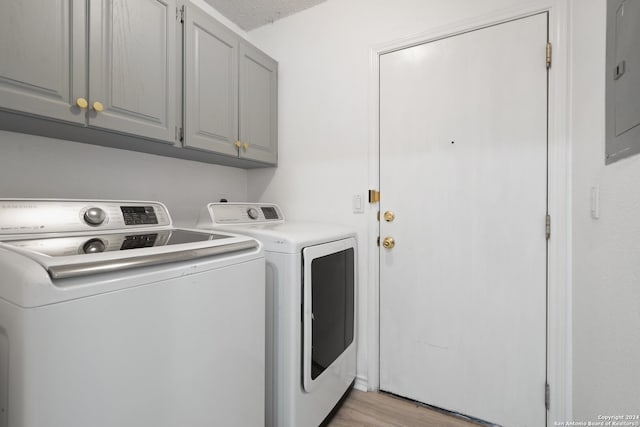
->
[377,236,380,247]
[546,42,552,69]
[369,189,380,204]
[179,127,184,142]
[545,383,550,410]
[177,5,184,23]
[545,214,551,240]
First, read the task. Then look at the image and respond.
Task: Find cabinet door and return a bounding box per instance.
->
[0,0,86,124]
[183,6,239,156]
[239,42,278,165]
[89,0,176,142]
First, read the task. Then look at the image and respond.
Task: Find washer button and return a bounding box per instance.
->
[84,207,106,225]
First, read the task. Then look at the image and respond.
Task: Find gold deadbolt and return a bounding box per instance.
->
[76,97,88,109]
[383,211,395,222]
[382,236,395,249]
[234,140,242,148]
[242,142,249,150]
[92,101,104,112]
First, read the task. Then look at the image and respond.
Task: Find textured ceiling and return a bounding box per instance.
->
[204,0,327,31]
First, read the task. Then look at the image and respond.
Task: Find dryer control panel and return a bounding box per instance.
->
[0,199,171,236]
[200,203,284,226]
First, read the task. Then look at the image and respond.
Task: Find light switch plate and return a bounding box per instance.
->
[353,194,364,214]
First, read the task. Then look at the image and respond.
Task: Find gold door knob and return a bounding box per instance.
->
[242,143,249,150]
[76,97,88,109]
[383,211,395,222]
[92,101,104,112]
[382,237,395,249]
[234,140,242,148]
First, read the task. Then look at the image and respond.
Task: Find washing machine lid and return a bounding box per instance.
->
[4,228,231,257]
[1,228,257,280]
[0,199,259,279]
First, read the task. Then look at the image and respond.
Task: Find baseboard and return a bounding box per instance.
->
[354,375,369,392]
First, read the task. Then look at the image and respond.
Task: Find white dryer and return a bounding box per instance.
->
[197,202,357,427]
[0,199,265,427]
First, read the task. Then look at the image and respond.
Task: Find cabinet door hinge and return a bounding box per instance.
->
[545,214,551,240]
[368,189,380,204]
[546,42,552,69]
[545,383,550,410]
[377,236,380,247]
[177,5,184,23]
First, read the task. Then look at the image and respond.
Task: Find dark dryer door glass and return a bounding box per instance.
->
[302,237,356,391]
[311,248,354,379]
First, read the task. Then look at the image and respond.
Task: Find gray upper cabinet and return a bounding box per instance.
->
[239,42,278,165]
[88,0,177,142]
[0,0,176,142]
[183,5,239,156]
[183,5,278,166]
[0,0,86,124]
[0,0,277,168]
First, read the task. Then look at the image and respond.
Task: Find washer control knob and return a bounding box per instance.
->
[83,238,106,254]
[247,208,259,220]
[84,207,106,225]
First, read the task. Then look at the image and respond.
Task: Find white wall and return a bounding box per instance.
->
[247,0,640,419]
[570,0,640,418]
[245,0,551,392]
[0,131,247,226]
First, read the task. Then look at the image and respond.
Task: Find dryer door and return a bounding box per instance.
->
[302,237,356,392]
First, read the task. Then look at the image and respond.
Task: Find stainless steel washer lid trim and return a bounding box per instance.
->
[47,240,258,279]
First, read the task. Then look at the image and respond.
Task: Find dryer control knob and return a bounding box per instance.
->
[247,208,259,220]
[83,238,106,254]
[84,207,106,225]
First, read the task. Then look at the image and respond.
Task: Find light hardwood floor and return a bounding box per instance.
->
[326,389,484,427]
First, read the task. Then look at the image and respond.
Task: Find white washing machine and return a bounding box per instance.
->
[197,202,357,427]
[0,199,265,427]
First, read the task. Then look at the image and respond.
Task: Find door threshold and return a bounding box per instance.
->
[378,390,501,427]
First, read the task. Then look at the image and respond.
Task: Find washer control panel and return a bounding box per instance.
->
[203,203,284,225]
[0,200,171,236]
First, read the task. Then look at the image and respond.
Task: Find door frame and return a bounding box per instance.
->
[365,1,571,424]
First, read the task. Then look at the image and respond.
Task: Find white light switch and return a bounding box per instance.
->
[591,185,600,219]
[353,194,364,214]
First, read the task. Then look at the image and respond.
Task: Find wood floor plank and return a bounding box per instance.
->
[326,389,483,427]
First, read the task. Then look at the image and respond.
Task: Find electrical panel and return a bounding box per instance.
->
[606,0,640,164]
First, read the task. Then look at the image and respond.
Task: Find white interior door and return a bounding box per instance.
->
[379,13,548,427]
